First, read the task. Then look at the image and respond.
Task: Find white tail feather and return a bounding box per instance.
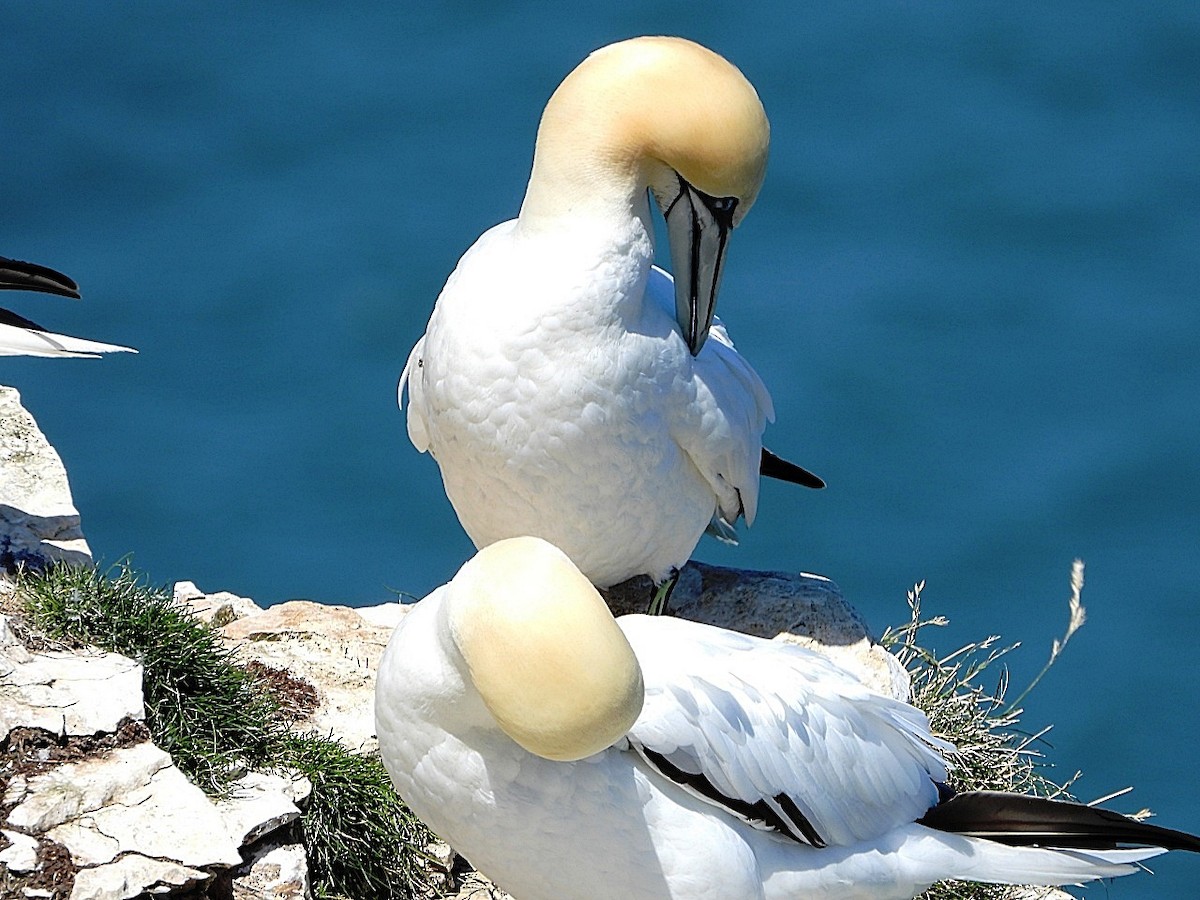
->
[757,827,1166,898]
[950,834,1164,885]
[0,324,136,359]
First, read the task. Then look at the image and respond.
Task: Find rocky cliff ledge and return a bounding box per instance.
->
[2,563,903,900]
[1,384,909,900]
[1,386,1070,900]
[1,577,383,900]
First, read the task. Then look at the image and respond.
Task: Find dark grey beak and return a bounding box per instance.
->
[658,178,737,356]
[0,256,81,299]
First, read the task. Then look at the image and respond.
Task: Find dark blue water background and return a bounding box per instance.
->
[4,4,1197,895]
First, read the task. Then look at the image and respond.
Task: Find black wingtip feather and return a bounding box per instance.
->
[0,308,53,331]
[760,448,825,489]
[919,790,1200,853]
[0,256,81,300]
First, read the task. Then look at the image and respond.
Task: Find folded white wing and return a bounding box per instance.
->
[646,266,774,530]
[621,614,952,849]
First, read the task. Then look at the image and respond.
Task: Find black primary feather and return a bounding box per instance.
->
[0,256,81,299]
[636,745,827,847]
[0,308,52,331]
[760,447,824,489]
[919,790,1200,852]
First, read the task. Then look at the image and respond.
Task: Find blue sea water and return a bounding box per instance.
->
[3,4,1197,895]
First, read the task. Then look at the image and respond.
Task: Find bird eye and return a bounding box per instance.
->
[708,195,738,227]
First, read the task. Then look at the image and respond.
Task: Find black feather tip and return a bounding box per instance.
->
[0,256,81,300]
[919,790,1200,853]
[760,448,825,489]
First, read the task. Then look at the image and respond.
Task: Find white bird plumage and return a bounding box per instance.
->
[0,256,136,358]
[376,536,1194,900]
[399,37,819,588]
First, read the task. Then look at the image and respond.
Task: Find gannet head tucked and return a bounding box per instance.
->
[519,36,769,355]
[442,536,644,761]
[379,541,1200,900]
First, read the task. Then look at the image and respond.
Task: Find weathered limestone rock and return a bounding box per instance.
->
[0,620,144,741]
[173,580,262,627]
[215,770,311,848]
[603,561,910,700]
[353,600,408,630]
[221,600,409,752]
[231,841,311,900]
[0,386,92,570]
[1,732,319,900]
[68,853,209,900]
[0,826,39,872]
[0,603,323,900]
[452,872,512,900]
[8,742,242,869]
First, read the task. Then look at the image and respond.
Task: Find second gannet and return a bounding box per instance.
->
[400,37,821,591]
[0,256,136,358]
[376,536,1200,900]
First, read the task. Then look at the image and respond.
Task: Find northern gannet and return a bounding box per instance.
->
[376,536,1200,900]
[0,256,136,358]
[399,37,821,592]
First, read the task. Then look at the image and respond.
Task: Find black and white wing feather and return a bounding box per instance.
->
[620,614,952,849]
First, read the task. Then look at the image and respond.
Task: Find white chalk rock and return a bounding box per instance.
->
[232,841,311,900]
[221,601,411,752]
[0,385,92,569]
[215,770,309,848]
[452,872,513,900]
[173,580,262,627]
[0,827,39,873]
[0,624,144,741]
[0,611,22,649]
[603,562,911,700]
[352,600,409,629]
[3,772,28,807]
[68,853,209,900]
[7,742,242,870]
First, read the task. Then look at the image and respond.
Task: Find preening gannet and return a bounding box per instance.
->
[0,256,136,358]
[399,37,821,590]
[376,536,1200,900]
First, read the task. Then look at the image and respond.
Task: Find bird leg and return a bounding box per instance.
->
[647,568,681,616]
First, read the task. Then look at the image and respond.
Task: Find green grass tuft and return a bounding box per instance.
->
[18,562,284,794]
[14,561,435,899]
[280,733,437,900]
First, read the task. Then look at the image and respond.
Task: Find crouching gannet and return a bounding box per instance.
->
[399,37,821,591]
[0,255,136,358]
[376,536,1200,900]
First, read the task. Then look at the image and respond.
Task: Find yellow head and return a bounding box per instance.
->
[444,536,644,762]
[522,36,769,225]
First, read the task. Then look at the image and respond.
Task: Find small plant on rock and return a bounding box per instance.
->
[14,562,435,899]
[882,563,1090,900]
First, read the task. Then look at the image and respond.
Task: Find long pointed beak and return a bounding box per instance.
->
[0,256,81,299]
[660,179,737,356]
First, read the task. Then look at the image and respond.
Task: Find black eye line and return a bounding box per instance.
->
[663,176,738,228]
[661,173,689,220]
